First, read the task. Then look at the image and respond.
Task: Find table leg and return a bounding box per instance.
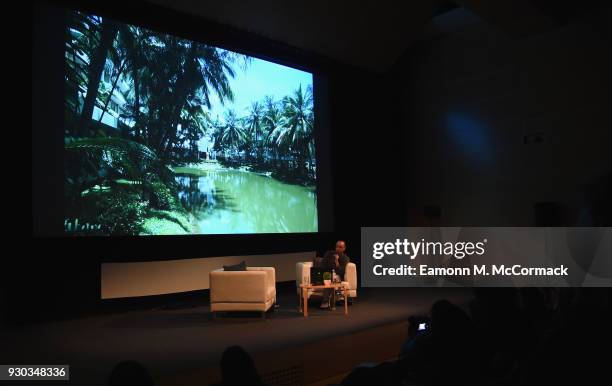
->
[303,287,308,317]
[331,287,336,310]
[344,287,348,315]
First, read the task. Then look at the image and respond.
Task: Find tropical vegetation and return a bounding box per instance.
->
[64,11,316,235]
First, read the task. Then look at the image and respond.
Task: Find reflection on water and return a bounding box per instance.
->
[175,169,318,234]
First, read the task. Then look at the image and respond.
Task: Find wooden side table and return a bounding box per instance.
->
[299,283,348,317]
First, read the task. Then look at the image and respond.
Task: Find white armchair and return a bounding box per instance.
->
[210,267,276,318]
[296,261,357,301]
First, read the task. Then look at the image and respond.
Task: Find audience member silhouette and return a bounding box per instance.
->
[218,345,264,386]
[399,299,482,385]
[339,288,611,386]
[340,361,399,386]
[519,288,612,385]
[342,299,482,386]
[108,360,154,386]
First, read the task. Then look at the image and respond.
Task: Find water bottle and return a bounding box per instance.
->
[332,269,336,283]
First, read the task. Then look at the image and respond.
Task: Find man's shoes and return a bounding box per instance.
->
[320,301,329,309]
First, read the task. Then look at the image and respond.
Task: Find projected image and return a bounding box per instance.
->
[64,11,317,235]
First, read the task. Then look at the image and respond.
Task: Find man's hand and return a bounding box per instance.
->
[334,253,340,267]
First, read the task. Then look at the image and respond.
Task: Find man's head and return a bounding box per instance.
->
[335,240,346,255]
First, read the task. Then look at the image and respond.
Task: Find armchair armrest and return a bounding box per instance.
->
[296,261,313,296]
[345,263,357,291]
[249,267,275,293]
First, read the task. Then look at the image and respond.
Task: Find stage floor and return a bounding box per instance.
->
[1,286,473,385]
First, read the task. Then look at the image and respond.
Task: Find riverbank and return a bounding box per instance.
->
[172,160,315,188]
[172,160,272,177]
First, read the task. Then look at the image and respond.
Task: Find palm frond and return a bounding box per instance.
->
[66,137,158,161]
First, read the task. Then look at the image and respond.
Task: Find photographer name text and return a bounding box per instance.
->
[373,264,568,277]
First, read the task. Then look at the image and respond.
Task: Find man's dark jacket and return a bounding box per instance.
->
[317,250,350,280]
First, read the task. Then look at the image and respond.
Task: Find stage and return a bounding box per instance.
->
[1,286,473,385]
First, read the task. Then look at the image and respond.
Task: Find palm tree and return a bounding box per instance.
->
[145,38,245,162]
[65,136,160,202]
[244,101,266,162]
[78,17,119,136]
[178,101,211,161]
[114,23,149,139]
[67,9,251,165]
[262,96,283,167]
[65,12,94,121]
[218,110,246,157]
[271,85,314,178]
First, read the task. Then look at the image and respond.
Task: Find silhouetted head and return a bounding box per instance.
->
[335,240,346,256]
[220,346,262,386]
[109,360,154,386]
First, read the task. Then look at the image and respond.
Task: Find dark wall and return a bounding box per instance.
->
[327,69,408,241]
[392,6,612,227]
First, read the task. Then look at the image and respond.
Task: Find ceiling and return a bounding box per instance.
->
[147,0,596,72]
[147,0,444,72]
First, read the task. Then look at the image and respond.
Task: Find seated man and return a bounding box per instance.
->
[317,240,350,309]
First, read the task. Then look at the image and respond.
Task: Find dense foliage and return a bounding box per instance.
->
[64,11,315,235]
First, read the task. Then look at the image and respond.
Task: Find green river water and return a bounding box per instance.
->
[173,164,318,234]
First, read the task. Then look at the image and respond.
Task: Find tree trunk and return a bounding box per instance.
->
[98,58,126,126]
[163,45,199,162]
[79,20,118,136]
[162,69,193,161]
[133,66,141,139]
